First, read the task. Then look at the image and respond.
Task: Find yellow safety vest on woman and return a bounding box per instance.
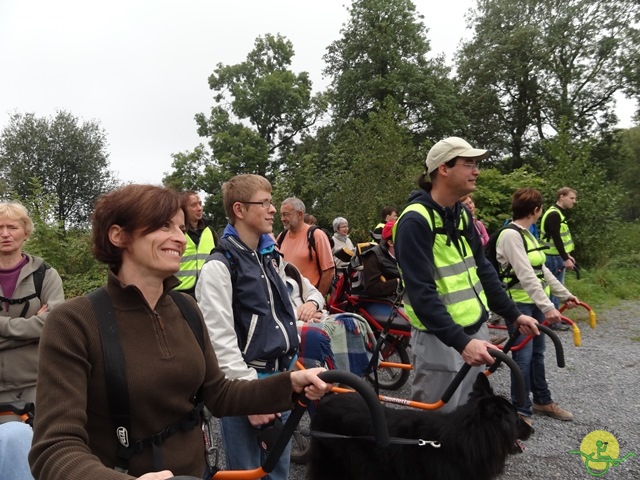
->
[395,204,489,331]
[175,227,215,291]
[540,205,574,255]
[497,228,550,304]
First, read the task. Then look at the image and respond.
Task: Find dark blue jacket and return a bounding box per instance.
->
[208,226,299,374]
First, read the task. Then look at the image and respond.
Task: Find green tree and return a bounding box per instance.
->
[323,0,462,141]
[276,101,422,240]
[0,111,117,228]
[535,132,625,266]
[473,167,547,232]
[616,126,640,220]
[164,34,325,228]
[457,0,639,167]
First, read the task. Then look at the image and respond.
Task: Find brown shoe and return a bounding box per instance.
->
[518,414,533,428]
[532,402,573,421]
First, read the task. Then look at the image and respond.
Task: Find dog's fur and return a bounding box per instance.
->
[309,373,531,480]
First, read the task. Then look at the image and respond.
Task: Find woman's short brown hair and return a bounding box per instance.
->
[92,184,183,269]
[511,188,543,220]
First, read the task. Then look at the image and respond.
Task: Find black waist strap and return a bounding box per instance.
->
[116,402,205,472]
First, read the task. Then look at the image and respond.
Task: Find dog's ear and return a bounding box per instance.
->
[473,372,493,394]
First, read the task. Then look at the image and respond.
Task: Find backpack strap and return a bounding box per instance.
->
[88,287,206,474]
[87,287,133,473]
[0,263,51,317]
[168,291,205,351]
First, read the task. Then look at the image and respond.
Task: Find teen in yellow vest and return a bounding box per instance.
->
[175,192,216,297]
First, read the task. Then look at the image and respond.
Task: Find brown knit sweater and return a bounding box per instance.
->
[29,272,294,479]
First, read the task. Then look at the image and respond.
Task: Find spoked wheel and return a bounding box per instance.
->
[290,409,311,464]
[367,336,411,390]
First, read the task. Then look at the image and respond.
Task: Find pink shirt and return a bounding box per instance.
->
[473,218,490,247]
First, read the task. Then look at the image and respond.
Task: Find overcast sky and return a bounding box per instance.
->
[1,0,636,185]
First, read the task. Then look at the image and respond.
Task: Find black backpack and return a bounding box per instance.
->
[485,223,546,290]
[0,262,50,317]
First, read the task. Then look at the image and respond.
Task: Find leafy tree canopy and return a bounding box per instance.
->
[0,111,117,228]
[163,34,325,228]
[323,0,462,141]
[456,0,639,167]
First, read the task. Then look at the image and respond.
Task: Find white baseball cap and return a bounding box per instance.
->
[426,137,491,174]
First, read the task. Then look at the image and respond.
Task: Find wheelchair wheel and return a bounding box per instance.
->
[290,409,311,464]
[367,336,411,390]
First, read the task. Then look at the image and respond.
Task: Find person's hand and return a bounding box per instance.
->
[461,338,498,366]
[310,311,324,323]
[248,413,278,428]
[564,257,575,270]
[563,295,579,309]
[136,471,174,479]
[544,308,563,324]
[290,367,332,401]
[297,301,320,323]
[514,314,540,336]
[37,304,48,315]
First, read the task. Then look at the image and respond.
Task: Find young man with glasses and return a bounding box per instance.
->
[196,174,299,480]
[394,137,539,412]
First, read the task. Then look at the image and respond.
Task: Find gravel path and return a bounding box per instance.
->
[288,301,640,479]
[209,302,640,479]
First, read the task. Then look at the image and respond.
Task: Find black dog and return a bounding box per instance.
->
[309,373,531,480]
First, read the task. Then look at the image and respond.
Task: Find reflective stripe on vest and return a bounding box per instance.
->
[175,227,215,290]
[540,205,574,255]
[396,203,489,331]
[498,228,550,304]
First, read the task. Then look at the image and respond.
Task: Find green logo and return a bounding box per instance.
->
[570,430,637,477]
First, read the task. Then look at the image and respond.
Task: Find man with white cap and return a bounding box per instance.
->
[394,137,539,412]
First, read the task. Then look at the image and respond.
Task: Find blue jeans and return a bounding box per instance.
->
[507,304,552,417]
[545,255,565,308]
[220,411,291,480]
[0,422,34,480]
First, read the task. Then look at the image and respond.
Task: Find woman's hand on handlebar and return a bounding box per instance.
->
[290,367,333,401]
[136,470,174,479]
[563,296,580,309]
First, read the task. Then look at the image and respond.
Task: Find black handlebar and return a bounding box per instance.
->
[500,323,565,368]
[441,350,527,406]
[260,370,389,475]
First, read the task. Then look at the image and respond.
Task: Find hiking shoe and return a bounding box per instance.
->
[550,322,570,331]
[532,402,573,421]
[518,414,533,428]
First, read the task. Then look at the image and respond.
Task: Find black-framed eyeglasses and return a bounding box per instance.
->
[240,200,275,208]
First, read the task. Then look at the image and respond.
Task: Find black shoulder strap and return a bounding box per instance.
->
[87,287,133,473]
[33,262,50,300]
[307,225,318,261]
[168,291,205,352]
[276,230,287,248]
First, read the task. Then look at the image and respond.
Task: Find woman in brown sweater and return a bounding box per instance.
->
[29,185,329,480]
